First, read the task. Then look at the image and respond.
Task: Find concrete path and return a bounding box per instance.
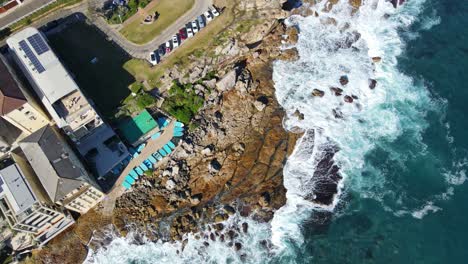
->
[0,0,56,29]
[101,120,179,216]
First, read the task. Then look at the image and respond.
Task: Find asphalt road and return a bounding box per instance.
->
[0,0,56,29]
[92,0,213,58]
[0,0,213,58]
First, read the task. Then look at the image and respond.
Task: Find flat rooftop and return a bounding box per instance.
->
[0,163,37,214]
[75,124,129,177]
[118,110,158,144]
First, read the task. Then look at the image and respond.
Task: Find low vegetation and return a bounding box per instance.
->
[105,0,151,24]
[162,81,205,124]
[120,0,195,44]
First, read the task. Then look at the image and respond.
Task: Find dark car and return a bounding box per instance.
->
[179,28,188,41]
[158,44,166,57]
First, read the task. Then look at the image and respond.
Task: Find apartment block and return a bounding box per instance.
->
[6,28,129,178]
[18,125,104,214]
[0,158,74,246]
[0,55,48,135]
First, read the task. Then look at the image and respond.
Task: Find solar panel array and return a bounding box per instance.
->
[27,33,50,55]
[19,40,45,74]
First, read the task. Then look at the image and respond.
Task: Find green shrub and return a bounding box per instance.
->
[162,81,204,124]
[136,93,156,109]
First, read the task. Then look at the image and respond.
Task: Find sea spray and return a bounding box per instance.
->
[85,0,461,262]
[271,0,437,253]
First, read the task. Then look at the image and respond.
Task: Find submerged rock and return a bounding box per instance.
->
[372,56,382,63]
[344,95,353,103]
[369,79,377,89]
[339,75,349,85]
[293,109,305,120]
[312,89,325,97]
[330,87,343,96]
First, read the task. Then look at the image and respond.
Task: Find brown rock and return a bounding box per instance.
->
[223,205,236,215]
[372,57,382,63]
[339,76,349,85]
[344,95,353,103]
[234,242,242,251]
[242,222,248,233]
[330,87,343,96]
[312,89,325,97]
[258,192,271,207]
[293,109,304,120]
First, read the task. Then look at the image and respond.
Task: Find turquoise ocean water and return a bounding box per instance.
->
[87,1,468,263]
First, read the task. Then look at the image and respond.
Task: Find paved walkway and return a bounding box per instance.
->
[101,120,178,216]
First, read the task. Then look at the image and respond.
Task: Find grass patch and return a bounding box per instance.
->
[120,0,195,44]
[162,81,204,124]
[47,21,135,118]
[123,4,237,87]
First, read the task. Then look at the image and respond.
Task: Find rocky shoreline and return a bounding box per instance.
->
[26,0,363,262]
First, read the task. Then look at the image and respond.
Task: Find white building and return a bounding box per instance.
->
[0,159,75,246]
[7,28,129,178]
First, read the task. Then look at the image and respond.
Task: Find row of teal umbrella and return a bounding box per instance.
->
[122,121,185,190]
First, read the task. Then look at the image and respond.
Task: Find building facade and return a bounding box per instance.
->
[18,125,104,214]
[7,28,130,178]
[0,159,74,246]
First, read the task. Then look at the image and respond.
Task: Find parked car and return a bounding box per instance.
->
[211,7,220,17]
[158,44,166,57]
[179,28,188,41]
[149,52,157,66]
[186,26,194,38]
[191,21,199,33]
[197,15,205,28]
[165,41,172,53]
[204,11,213,22]
[172,35,179,48]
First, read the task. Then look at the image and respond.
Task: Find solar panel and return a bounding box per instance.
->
[19,40,45,74]
[27,33,50,55]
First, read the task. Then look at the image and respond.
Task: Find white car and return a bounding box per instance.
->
[204,11,213,22]
[186,26,194,38]
[148,52,157,66]
[210,7,220,17]
[172,35,179,48]
[191,21,199,33]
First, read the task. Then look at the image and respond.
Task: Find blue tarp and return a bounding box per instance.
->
[129,169,139,179]
[151,132,161,140]
[167,141,176,149]
[140,162,149,171]
[175,121,184,128]
[153,152,163,160]
[144,159,153,169]
[122,181,131,190]
[174,127,184,132]
[148,156,157,164]
[158,149,167,157]
[174,131,183,137]
[125,175,135,185]
[135,167,144,175]
[136,143,146,153]
[163,144,172,154]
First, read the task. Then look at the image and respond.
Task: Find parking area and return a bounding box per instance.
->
[147,6,220,66]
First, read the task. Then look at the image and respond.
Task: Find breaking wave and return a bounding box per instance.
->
[85,0,466,263]
[270,0,457,254]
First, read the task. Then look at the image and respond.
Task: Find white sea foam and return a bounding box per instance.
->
[271,0,435,250]
[86,0,450,262]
